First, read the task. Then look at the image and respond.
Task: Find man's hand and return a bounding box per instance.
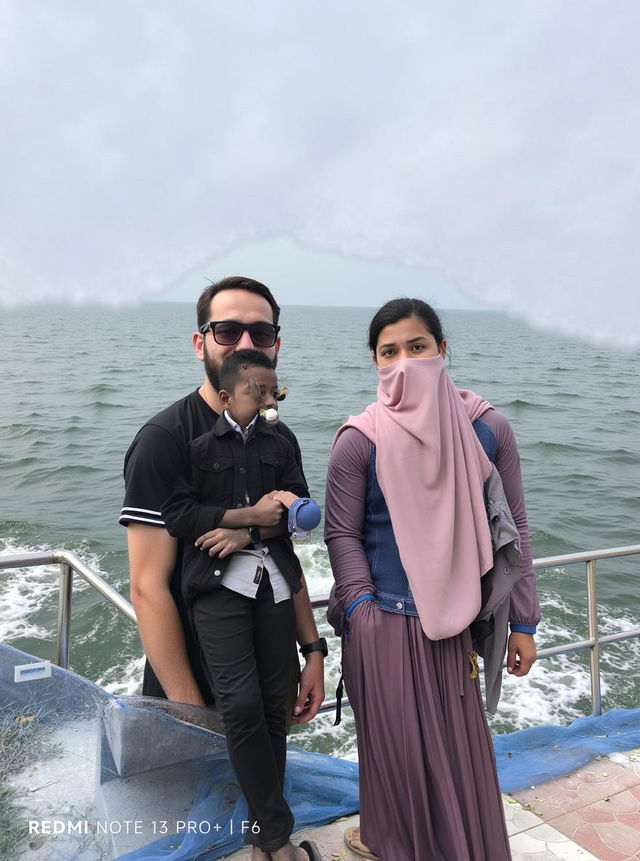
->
[250,493,285,526]
[291,574,324,722]
[507,632,537,677]
[195,527,252,557]
[292,652,325,724]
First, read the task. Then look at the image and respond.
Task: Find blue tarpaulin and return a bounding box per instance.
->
[494,707,640,793]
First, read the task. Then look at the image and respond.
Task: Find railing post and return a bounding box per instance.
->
[56,561,72,669]
[586,558,601,715]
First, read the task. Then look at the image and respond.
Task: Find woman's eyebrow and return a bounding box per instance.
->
[378,335,428,349]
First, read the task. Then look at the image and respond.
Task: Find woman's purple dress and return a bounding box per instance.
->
[325,410,540,861]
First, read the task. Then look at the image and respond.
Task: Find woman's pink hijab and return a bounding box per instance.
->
[335,355,494,640]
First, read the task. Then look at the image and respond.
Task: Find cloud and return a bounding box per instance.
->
[1,1,638,344]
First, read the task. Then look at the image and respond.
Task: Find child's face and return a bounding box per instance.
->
[222,366,279,429]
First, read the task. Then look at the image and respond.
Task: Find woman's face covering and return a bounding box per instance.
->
[373,316,445,368]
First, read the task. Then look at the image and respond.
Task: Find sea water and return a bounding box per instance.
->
[1,302,638,756]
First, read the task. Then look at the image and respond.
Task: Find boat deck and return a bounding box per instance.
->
[226,749,640,861]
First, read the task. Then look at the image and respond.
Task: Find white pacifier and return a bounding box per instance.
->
[260,408,279,424]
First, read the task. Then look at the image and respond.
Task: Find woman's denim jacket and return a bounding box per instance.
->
[344,416,523,711]
[361,417,501,615]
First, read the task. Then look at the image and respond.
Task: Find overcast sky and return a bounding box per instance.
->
[1,2,639,344]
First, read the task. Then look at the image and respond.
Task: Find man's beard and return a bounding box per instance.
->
[203,346,221,391]
[203,342,277,392]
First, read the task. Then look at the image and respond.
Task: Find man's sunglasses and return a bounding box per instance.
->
[199,320,280,349]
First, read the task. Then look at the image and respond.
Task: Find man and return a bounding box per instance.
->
[120,277,325,729]
[159,350,323,858]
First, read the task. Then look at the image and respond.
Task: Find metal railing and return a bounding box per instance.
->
[1,544,639,716]
[0,549,136,669]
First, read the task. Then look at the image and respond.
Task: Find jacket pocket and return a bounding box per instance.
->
[259,453,279,489]
[195,454,234,474]
[195,454,235,500]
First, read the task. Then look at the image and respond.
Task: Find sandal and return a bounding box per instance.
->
[344,826,379,860]
[299,839,322,860]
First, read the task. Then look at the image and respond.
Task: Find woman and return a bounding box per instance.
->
[325,298,540,861]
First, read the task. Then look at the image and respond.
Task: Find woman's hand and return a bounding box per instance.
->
[195,527,251,557]
[506,632,537,677]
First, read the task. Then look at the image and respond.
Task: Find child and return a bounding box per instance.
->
[161,349,322,861]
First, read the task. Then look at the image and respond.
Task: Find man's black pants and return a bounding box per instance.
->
[192,574,297,852]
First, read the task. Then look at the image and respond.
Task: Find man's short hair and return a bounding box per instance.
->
[197,276,281,330]
[217,349,276,394]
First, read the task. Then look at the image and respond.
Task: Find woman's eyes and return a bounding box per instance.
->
[380,342,427,357]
